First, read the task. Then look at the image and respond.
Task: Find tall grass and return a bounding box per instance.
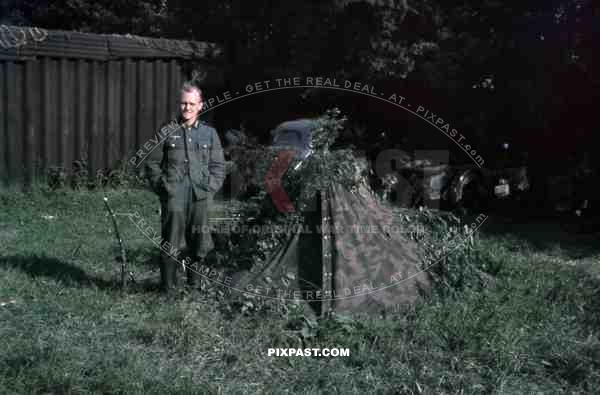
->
[1,187,600,393]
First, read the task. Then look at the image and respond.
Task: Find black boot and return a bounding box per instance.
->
[160,254,179,293]
[186,257,203,287]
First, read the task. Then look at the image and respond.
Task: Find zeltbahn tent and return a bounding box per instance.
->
[235,183,432,316]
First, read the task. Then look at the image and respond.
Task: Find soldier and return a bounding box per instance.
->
[145,81,225,293]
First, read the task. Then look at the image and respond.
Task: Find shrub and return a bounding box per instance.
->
[39,159,147,191]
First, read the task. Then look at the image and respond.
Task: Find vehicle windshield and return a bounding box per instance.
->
[272,130,307,149]
[270,119,317,161]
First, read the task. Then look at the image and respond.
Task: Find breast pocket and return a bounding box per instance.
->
[165,137,185,163]
[195,141,211,165]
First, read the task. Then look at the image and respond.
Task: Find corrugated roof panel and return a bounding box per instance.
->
[0,25,222,61]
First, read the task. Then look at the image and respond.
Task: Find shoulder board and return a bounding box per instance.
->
[159,119,182,132]
[198,120,218,131]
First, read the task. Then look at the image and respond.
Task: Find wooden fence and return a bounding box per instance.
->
[0,25,224,189]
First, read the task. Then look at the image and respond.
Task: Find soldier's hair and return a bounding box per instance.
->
[181,81,203,102]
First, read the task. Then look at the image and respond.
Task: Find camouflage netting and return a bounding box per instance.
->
[234,182,431,316]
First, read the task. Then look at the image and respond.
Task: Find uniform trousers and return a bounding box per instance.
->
[159,174,213,290]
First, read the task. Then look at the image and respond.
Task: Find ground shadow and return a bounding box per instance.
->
[0,254,164,294]
[0,255,117,289]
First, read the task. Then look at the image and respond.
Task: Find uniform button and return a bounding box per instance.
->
[171,143,175,148]
[202,144,208,149]
[188,138,192,142]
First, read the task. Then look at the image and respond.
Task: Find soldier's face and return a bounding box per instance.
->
[180,90,202,123]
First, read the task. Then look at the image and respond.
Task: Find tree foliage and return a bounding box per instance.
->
[2,0,597,167]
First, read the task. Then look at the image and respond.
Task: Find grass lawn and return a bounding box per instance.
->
[1,189,600,394]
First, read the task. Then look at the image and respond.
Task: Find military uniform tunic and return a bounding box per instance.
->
[145,119,225,289]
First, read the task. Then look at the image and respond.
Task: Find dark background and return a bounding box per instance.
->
[1,0,598,183]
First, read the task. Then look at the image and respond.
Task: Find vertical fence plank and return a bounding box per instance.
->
[135,61,143,152]
[137,61,152,149]
[174,61,182,117]
[145,60,155,141]
[118,60,127,162]
[48,58,60,171]
[28,60,43,184]
[23,60,37,188]
[74,60,87,172]
[6,62,23,186]
[41,58,51,180]
[15,62,24,187]
[60,58,74,178]
[153,60,160,129]
[87,61,98,176]
[122,59,134,163]
[50,58,60,171]
[155,60,167,127]
[0,62,7,188]
[96,61,106,173]
[161,61,170,122]
[56,58,64,171]
[64,60,76,175]
[106,60,120,169]
[101,61,109,171]
[168,60,178,120]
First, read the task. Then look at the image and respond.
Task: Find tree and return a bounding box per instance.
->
[1,0,167,35]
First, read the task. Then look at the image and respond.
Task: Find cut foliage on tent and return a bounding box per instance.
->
[212,109,481,316]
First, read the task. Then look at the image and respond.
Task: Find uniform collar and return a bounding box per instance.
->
[178,117,200,130]
[185,120,199,130]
